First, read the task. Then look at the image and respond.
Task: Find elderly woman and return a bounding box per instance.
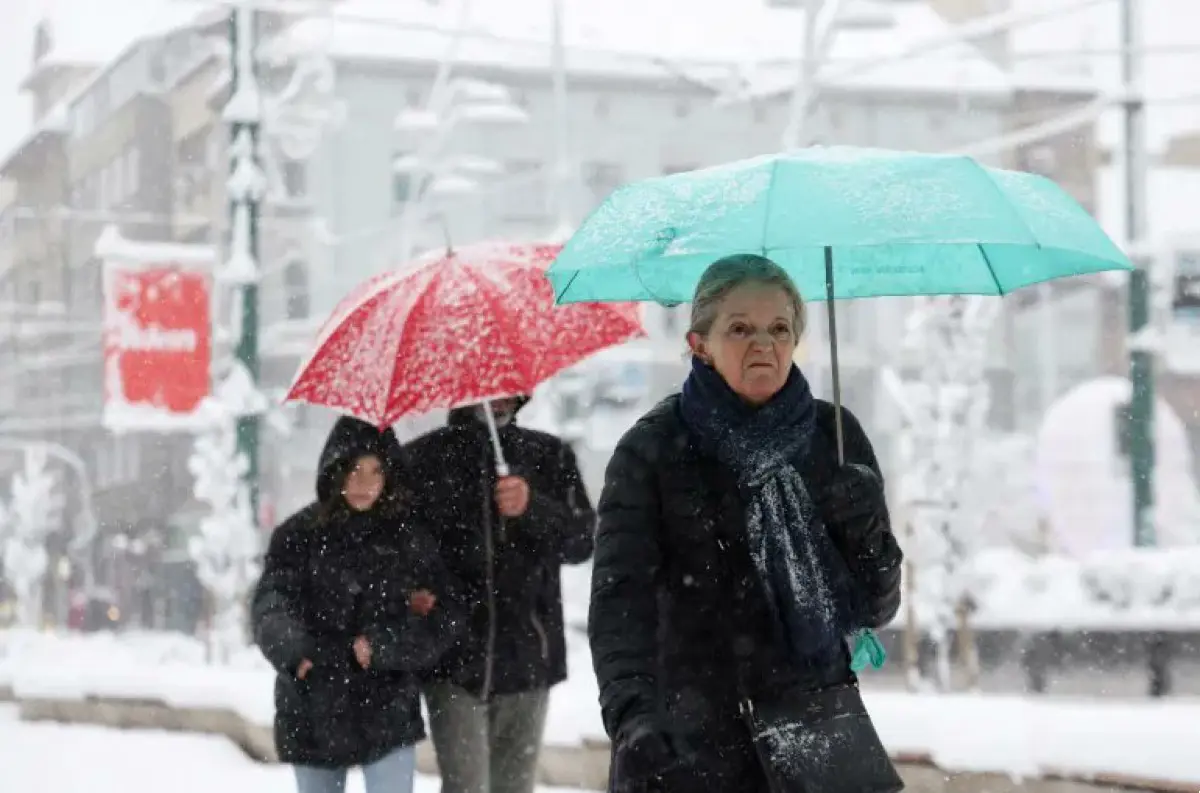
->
[589,254,904,793]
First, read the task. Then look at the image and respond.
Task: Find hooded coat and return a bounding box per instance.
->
[252,416,463,768]
[397,400,596,700]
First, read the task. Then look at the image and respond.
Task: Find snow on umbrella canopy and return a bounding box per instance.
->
[285,241,645,429]
[547,145,1134,463]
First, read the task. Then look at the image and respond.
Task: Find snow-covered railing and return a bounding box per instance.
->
[965,547,1200,632]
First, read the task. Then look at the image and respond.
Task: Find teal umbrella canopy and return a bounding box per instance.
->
[546,146,1132,306]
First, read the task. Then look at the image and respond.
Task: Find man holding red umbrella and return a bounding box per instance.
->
[398,394,595,793]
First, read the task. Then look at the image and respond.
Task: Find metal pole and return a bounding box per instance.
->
[1121,0,1152,549]
[782,0,825,149]
[549,0,571,230]
[229,7,261,512]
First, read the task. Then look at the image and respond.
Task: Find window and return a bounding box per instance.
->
[1021,145,1058,177]
[392,153,430,212]
[95,435,141,489]
[283,258,309,320]
[281,161,307,199]
[109,159,124,205]
[71,95,95,138]
[127,149,140,193]
[662,305,684,334]
[1174,250,1200,312]
[494,159,546,221]
[582,161,623,206]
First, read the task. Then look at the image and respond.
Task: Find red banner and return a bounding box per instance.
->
[103,265,211,422]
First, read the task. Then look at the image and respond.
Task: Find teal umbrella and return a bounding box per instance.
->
[547,146,1133,462]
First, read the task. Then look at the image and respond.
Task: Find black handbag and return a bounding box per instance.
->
[738,681,904,793]
[701,446,905,793]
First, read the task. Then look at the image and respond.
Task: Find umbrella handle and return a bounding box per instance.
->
[481,400,512,477]
[824,246,846,467]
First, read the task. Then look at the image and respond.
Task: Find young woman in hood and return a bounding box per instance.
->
[252,416,463,793]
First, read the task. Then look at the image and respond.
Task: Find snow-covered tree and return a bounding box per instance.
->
[887,295,1001,690]
[188,395,263,664]
[2,447,64,629]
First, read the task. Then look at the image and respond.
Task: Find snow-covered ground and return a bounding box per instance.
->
[3,629,1200,786]
[0,628,606,745]
[0,704,590,793]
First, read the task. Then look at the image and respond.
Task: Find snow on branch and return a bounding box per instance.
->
[890,295,1002,689]
[188,398,262,663]
[2,447,64,628]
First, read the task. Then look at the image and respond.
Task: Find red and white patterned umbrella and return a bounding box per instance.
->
[285,241,645,430]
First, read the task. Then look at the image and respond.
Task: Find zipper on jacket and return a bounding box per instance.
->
[481,449,497,702]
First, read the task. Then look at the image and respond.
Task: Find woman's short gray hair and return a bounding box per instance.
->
[688,253,806,338]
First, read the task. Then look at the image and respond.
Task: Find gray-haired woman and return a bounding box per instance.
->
[589,254,904,793]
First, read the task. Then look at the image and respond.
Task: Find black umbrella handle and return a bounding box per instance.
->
[824,246,846,467]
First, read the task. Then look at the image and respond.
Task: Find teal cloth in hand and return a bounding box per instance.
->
[849,629,887,672]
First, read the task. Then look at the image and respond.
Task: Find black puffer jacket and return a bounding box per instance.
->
[398,404,595,699]
[589,396,902,792]
[252,417,463,768]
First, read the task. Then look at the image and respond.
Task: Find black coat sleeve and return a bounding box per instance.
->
[365,526,467,672]
[832,406,903,629]
[588,435,662,741]
[518,442,596,565]
[251,514,315,675]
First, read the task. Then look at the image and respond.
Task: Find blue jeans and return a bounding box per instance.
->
[293,745,417,793]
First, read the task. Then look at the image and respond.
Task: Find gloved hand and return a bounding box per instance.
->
[816,463,884,527]
[612,716,690,789]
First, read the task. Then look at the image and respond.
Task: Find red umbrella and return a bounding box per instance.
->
[285,241,645,470]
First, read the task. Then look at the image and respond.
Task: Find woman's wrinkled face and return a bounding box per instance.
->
[343,454,385,511]
[688,283,799,405]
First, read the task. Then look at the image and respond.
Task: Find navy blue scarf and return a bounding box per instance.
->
[679,358,855,663]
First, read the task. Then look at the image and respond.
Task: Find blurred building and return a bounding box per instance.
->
[0,0,1137,613]
[0,14,228,629]
[263,0,1039,494]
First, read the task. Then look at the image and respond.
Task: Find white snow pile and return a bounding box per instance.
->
[0,629,274,725]
[964,546,1200,630]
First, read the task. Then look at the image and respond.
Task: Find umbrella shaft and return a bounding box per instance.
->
[824,247,846,466]
[481,400,511,476]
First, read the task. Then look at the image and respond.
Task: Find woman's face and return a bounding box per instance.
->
[343,454,385,511]
[688,282,799,405]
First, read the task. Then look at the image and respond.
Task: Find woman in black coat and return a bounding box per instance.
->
[589,255,904,793]
[252,416,462,793]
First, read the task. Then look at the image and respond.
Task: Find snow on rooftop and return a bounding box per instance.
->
[741,0,1011,97]
[29,0,206,70]
[270,0,1010,95]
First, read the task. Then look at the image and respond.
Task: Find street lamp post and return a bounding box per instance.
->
[223,5,264,512]
[1120,0,1154,551]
